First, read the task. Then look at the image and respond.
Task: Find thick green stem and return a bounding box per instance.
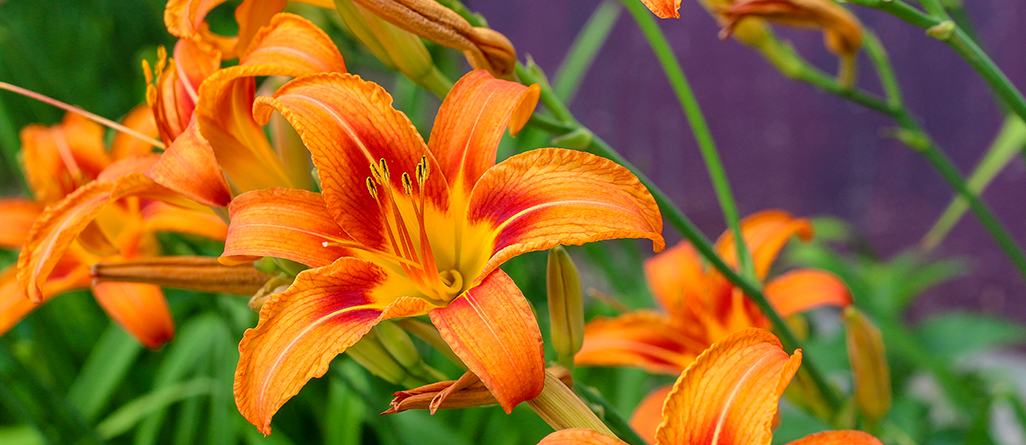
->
[616,0,756,283]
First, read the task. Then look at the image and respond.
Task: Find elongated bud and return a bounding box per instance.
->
[376,320,424,370]
[547,246,584,369]
[526,370,615,435]
[91,256,274,295]
[844,307,891,422]
[346,0,517,78]
[247,274,294,311]
[334,0,453,96]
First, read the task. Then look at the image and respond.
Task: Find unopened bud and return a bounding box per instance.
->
[248,274,294,311]
[547,246,584,369]
[843,307,891,422]
[376,320,423,370]
[91,256,274,295]
[346,330,410,386]
[384,366,575,415]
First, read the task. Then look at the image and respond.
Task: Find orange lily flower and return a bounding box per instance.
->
[3,109,227,348]
[539,329,882,445]
[147,3,347,207]
[218,69,665,434]
[576,210,850,439]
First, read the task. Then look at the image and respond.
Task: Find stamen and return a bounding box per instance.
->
[366,176,378,199]
[379,158,390,180]
[0,82,165,149]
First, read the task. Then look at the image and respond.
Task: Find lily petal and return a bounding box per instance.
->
[643,241,706,318]
[538,429,627,445]
[140,201,228,242]
[0,198,42,249]
[233,0,288,57]
[17,173,169,302]
[469,148,664,281]
[91,282,175,349]
[763,269,851,317]
[576,311,702,375]
[20,113,110,204]
[654,328,802,445]
[164,0,238,57]
[629,385,675,444]
[641,0,682,19]
[253,73,449,249]
[714,210,813,280]
[786,430,883,445]
[147,118,233,207]
[235,257,433,434]
[428,69,539,196]
[193,13,347,195]
[221,188,353,268]
[428,269,544,413]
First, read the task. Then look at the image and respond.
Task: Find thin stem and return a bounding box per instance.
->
[552,0,622,104]
[617,0,756,283]
[0,81,165,149]
[574,383,647,445]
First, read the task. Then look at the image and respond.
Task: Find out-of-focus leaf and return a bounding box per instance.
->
[919,312,1026,360]
[97,378,213,439]
[324,374,364,444]
[0,425,44,445]
[171,397,201,445]
[66,324,142,422]
[553,0,621,104]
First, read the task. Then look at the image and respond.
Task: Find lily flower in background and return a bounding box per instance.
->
[539,328,883,445]
[147,5,348,207]
[2,109,227,348]
[639,0,863,86]
[575,210,851,440]
[218,69,665,433]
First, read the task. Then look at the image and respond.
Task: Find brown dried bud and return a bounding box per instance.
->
[91,256,274,295]
[383,366,574,415]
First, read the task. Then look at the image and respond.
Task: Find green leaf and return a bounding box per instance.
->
[96,378,213,440]
[918,312,1026,360]
[66,324,143,422]
[0,425,44,445]
[552,0,622,104]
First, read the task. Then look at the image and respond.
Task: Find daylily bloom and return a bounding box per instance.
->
[539,328,883,445]
[3,109,227,348]
[219,69,665,433]
[146,5,348,207]
[575,210,851,440]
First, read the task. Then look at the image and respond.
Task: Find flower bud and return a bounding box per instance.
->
[376,320,423,370]
[547,246,584,368]
[383,366,576,415]
[843,307,891,422]
[345,330,412,386]
[91,256,274,295]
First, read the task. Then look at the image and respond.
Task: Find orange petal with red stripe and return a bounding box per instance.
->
[643,241,705,317]
[577,311,701,375]
[235,258,433,434]
[629,385,675,444]
[764,269,851,317]
[469,148,664,281]
[538,429,627,445]
[428,70,539,196]
[91,282,175,349]
[253,73,448,250]
[221,188,352,268]
[429,269,544,413]
[0,198,41,250]
[786,430,883,445]
[654,328,802,445]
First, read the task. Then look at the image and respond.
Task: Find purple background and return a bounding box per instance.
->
[467,0,1026,321]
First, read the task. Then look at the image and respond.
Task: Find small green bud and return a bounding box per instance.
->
[346,331,408,385]
[547,246,584,369]
[926,21,956,40]
[376,321,422,370]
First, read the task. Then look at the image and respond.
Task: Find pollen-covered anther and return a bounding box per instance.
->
[402,172,413,195]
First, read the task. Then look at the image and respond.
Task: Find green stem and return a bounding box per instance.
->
[574,383,647,445]
[617,0,756,283]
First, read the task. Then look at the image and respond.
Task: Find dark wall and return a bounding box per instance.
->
[468,0,1026,321]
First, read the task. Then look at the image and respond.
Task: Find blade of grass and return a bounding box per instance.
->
[97,378,213,440]
[552,0,622,104]
[66,325,143,422]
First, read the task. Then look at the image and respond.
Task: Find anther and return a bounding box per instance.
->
[379,158,390,180]
[366,176,378,199]
[402,172,413,195]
